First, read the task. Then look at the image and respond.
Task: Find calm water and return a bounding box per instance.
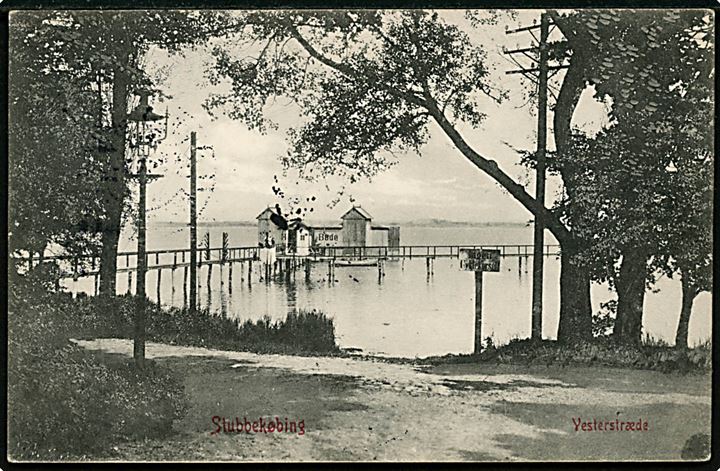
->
[65,224,711,357]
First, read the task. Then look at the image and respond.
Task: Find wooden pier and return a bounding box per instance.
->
[18,244,561,284]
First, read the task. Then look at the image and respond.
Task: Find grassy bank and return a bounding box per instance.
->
[69,293,340,355]
[417,337,711,374]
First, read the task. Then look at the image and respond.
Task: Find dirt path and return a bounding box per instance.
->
[75,338,711,462]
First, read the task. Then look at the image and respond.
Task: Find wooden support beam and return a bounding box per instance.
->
[474,271,484,354]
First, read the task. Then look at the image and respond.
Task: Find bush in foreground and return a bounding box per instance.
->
[146,308,340,354]
[67,294,340,355]
[8,280,187,460]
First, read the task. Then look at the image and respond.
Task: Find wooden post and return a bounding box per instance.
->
[530,13,550,342]
[135,152,148,368]
[171,267,176,303]
[156,269,162,304]
[183,265,188,306]
[248,260,253,284]
[206,265,212,310]
[228,262,233,295]
[474,270,483,354]
[128,270,133,295]
[189,131,198,314]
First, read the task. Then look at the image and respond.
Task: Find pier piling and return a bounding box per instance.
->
[157,269,162,304]
[228,263,233,295]
[183,266,188,306]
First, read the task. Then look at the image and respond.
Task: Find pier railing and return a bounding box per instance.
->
[311,244,560,260]
[14,243,561,280]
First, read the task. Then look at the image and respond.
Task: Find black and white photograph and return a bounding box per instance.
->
[4,6,715,463]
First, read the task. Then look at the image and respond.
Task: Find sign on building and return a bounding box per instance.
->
[459,249,501,272]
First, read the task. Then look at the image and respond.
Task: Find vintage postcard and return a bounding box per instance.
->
[4,6,714,464]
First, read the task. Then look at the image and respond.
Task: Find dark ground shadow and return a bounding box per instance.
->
[95,355,368,461]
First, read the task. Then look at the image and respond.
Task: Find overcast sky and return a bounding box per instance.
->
[140,10,609,226]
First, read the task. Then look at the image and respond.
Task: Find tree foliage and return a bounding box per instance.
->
[551,10,713,287]
[9,14,107,258]
[207,11,503,182]
[548,10,713,344]
[9,10,222,276]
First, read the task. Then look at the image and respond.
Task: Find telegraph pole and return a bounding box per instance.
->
[189,131,198,314]
[134,154,148,366]
[531,14,550,342]
[505,12,565,341]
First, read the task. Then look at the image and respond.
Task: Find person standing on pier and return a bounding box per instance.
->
[260,232,277,279]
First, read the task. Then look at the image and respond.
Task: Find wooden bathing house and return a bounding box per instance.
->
[256,205,400,257]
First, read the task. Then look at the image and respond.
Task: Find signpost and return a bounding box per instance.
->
[460,249,500,354]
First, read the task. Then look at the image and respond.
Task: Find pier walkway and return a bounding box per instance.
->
[19,244,561,278]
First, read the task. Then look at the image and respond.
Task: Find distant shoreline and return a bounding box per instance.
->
[151,219,530,229]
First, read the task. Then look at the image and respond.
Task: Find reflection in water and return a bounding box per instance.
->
[65,252,712,358]
[79,225,710,356]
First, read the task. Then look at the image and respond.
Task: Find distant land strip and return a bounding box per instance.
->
[151,219,530,228]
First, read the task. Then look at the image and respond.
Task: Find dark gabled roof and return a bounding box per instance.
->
[288,219,309,231]
[341,206,373,220]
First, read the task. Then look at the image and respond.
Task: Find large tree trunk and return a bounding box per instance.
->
[557,239,592,343]
[613,249,647,345]
[98,59,130,296]
[674,275,698,350]
[549,37,594,343]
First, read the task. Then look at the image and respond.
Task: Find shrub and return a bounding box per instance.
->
[8,281,187,460]
[41,287,341,355]
[424,337,710,373]
[142,305,340,355]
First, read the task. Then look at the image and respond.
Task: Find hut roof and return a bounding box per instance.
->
[256,207,274,220]
[309,225,343,230]
[341,206,373,221]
